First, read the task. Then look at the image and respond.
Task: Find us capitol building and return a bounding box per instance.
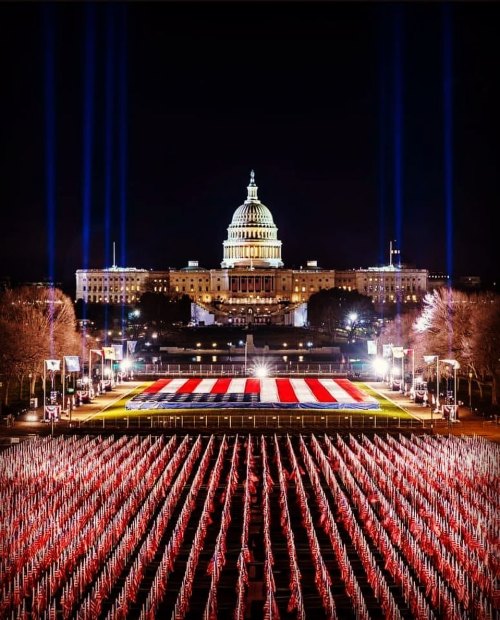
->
[76,172,428,326]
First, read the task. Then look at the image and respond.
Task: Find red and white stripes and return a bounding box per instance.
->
[0,433,497,619]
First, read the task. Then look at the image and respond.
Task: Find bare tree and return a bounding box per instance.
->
[414,288,499,406]
[0,286,81,407]
[470,294,500,406]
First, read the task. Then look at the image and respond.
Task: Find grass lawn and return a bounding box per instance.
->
[83,381,414,421]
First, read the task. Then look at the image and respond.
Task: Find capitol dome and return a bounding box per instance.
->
[221,171,284,269]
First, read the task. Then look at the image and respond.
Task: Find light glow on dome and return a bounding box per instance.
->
[221,171,284,269]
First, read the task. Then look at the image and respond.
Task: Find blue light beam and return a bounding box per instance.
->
[43,5,56,353]
[119,6,128,271]
[81,4,96,273]
[104,6,115,270]
[392,7,404,257]
[442,5,454,282]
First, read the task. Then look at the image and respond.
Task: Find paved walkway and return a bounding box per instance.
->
[366,382,500,443]
[2,379,500,443]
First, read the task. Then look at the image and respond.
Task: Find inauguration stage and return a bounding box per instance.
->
[126,377,380,411]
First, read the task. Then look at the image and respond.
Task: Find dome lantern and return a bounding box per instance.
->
[246,170,258,202]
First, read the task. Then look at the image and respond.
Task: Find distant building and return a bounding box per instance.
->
[335,266,428,307]
[456,275,481,289]
[75,172,429,324]
[76,267,162,305]
[428,272,451,291]
[427,273,482,292]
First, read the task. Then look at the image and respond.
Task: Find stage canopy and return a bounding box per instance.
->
[126,377,380,410]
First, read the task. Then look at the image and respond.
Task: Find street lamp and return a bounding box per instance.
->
[391,346,404,391]
[423,354,440,431]
[89,349,104,399]
[442,359,460,422]
[468,371,473,411]
[348,312,358,342]
[404,348,415,397]
[372,356,388,381]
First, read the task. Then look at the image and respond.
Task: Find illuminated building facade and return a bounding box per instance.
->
[75,172,428,324]
[335,267,428,305]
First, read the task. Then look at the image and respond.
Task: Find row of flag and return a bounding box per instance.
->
[44,341,138,372]
[367,342,414,357]
[382,344,414,359]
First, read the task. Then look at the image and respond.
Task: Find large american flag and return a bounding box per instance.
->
[126,377,380,410]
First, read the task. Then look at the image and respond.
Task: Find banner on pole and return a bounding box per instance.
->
[127,340,137,355]
[102,347,116,360]
[382,344,392,358]
[367,340,377,355]
[112,344,124,361]
[45,359,61,371]
[392,346,404,359]
[44,404,61,421]
[64,355,80,372]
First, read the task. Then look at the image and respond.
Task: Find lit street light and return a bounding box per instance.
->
[442,359,460,423]
[372,356,388,380]
[468,371,473,411]
[423,354,440,431]
[347,312,358,342]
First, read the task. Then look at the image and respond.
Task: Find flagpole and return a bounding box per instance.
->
[50,368,54,437]
[69,367,72,426]
[43,362,46,424]
[62,356,66,415]
[412,349,415,396]
[89,353,92,400]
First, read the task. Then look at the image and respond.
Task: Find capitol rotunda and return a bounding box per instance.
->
[221,171,284,269]
[76,171,428,325]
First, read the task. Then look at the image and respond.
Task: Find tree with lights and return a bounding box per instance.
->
[0,286,81,408]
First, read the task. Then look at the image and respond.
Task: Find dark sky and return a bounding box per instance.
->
[0,1,498,289]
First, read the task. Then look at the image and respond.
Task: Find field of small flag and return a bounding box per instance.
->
[0,433,498,618]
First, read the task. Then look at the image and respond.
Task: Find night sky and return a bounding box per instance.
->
[0,1,498,290]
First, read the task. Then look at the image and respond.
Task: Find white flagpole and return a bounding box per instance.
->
[50,366,55,437]
[62,356,66,415]
[435,356,440,411]
[412,349,415,395]
[43,362,46,423]
[89,353,92,399]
